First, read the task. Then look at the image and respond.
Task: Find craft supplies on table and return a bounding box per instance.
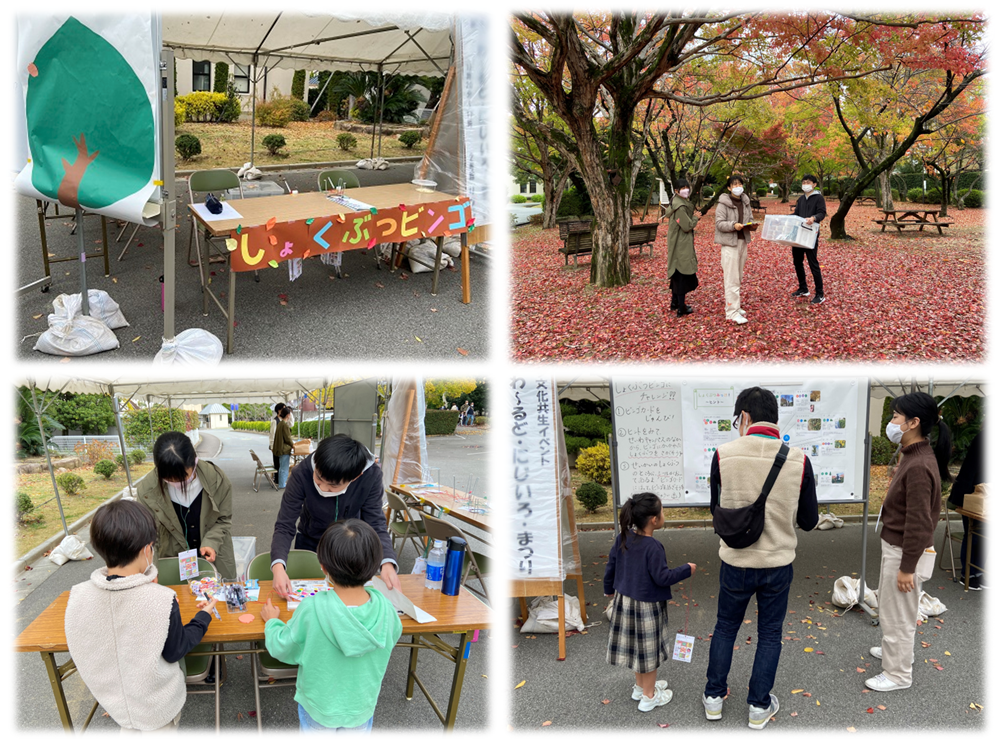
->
[325,194,374,211]
[286,579,334,609]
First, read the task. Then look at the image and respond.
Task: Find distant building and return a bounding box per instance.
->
[175,59,298,120]
[199,403,232,430]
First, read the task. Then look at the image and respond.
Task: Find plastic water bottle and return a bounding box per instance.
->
[425,540,447,590]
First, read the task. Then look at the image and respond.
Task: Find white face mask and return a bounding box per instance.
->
[885,421,904,444]
[678,188,691,199]
[312,453,375,498]
[731,187,744,197]
[802,184,814,193]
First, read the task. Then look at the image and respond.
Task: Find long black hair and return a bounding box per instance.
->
[891,392,953,482]
[153,431,197,497]
[619,492,662,550]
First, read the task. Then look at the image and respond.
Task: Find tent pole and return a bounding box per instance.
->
[75,208,90,316]
[160,46,178,344]
[370,65,382,160]
[147,395,155,449]
[250,54,258,166]
[109,384,134,492]
[30,383,70,538]
[376,65,386,159]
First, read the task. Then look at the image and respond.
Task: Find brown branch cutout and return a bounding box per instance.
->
[57,133,99,209]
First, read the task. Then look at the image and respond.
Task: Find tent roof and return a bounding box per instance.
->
[162,12,454,75]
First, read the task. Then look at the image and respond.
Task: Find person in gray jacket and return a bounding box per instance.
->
[714,175,754,325]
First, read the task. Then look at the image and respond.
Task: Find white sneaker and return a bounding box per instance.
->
[632,680,668,700]
[865,673,911,692]
[638,687,674,712]
[747,694,779,730]
[737,308,747,316]
[703,694,724,721]
[870,646,882,660]
[731,314,749,325]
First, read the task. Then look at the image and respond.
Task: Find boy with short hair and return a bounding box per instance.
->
[261,518,403,731]
[64,499,218,732]
[790,174,827,304]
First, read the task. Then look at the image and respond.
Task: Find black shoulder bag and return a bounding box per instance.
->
[712,443,789,549]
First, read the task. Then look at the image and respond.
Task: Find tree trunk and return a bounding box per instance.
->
[939,176,953,217]
[589,190,632,287]
[878,171,893,211]
[541,196,560,229]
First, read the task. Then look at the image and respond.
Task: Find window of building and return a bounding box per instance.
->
[234,65,250,94]
[192,61,211,91]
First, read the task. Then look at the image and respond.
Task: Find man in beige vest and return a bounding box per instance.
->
[701,387,819,730]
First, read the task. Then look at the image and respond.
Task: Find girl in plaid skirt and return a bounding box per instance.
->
[604,492,696,712]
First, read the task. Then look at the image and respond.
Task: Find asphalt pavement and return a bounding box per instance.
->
[15,164,490,361]
[15,428,493,731]
[510,522,985,731]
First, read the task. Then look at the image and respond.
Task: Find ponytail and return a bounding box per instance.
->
[618,492,662,550]
[891,392,953,482]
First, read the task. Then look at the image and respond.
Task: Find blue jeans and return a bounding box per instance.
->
[297,704,373,732]
[705,561,793,708]
[278,454,290,488]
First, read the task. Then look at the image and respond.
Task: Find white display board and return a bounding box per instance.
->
[608,379,685,503]
[611,377,869,506]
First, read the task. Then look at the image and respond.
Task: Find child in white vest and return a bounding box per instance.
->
[64,499,218,731]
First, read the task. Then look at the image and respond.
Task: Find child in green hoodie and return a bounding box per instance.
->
[261,518,403,731]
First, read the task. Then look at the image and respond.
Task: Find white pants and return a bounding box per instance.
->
[720,241,748,319]
[120,711,181,733]
[876,540,935,685]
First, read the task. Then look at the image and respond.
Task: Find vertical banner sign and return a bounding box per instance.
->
[15,14,160,225]
[457,17,490,231]
[510,377,563,581]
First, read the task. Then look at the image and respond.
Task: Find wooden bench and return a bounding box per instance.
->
[872,219,952,235]
[750,197,767,217]
[558,223,658,266]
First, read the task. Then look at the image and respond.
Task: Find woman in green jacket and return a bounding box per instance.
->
[136,431,236,579]
[664,178,700,317]
[274,407,294,488]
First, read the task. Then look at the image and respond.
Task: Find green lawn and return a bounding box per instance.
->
[15,462,154,558]
[175,121,424,170]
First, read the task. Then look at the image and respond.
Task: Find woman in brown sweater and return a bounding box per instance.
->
[867,392,952,692]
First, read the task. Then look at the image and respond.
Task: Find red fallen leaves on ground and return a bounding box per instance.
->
[511,203,985,362]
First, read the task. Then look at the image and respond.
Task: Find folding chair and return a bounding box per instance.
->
[386,490,428,559]
[420,512,491,604]
[156,558,224,730]
[246,550,324,730]
[317,169,361,191]
[937,501,963,581]
[250,449,278,492]
[187,169,243,268]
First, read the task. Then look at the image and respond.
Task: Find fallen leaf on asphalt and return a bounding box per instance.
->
[457,347,469,356]
[33,314,42,319]
[803,693,812,697]
[861,689,870,694]
[515,681,526,689]
[657,724,669,728]
[542,721,552,727]
[790,712,798,717]
[847,727,857,733]
[856,668,866,673]
[601,699,611,705]
[867,708,874,713]
[791,689,804,694]
[877,705,886,710]
[804,647,813,652]
[944,651,951,656]
[375,282,385,289]
[415,336,422,342]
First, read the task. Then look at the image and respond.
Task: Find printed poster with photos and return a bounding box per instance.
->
[680,378,867,504]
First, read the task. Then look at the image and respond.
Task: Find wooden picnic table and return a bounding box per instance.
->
[874,208,952,235]
[188,183,473,353]
[391,483,492,535]
[14,575,490,731]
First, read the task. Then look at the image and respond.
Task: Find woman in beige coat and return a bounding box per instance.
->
[714,175,754,325]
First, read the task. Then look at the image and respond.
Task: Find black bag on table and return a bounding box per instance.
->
[712,443,789,549]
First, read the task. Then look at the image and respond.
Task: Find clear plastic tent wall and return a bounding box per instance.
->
[553,401,581,577]
[381,377,430,490]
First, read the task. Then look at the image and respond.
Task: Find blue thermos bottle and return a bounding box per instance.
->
[441,537,467,596]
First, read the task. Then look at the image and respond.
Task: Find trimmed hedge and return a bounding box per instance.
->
[565,435,595,456]
[577,442,612,485]
[960,189,983,208]
[511,194,527,204]
[870,435,896,466]
[232,421,270,432]
[576,482,608,513]
[562,414,612,440]
[425,410,460,435]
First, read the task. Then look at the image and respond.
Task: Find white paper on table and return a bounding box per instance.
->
[369,576,437,624]
[191,201,243,222]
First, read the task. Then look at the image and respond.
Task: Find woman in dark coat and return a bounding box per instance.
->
[664,178,700,317]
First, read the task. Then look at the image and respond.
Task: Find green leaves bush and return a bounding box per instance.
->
[128,449,147,467]
[16,491,38,524]
[562,414,612,440]
[961,189,983,208]
[511,194,527,204]
[577,442,612,485]
[337,132,358,151]
[530,194,544,202]
[906,187,925,203]
[263,134,287,156]
[870,436,896,465]
[565,435,596,456]
[175,134,202,161]
[576,482,608,513]
[56,472,86,496]
[424,411,459,435]
[399,131,422,148]
[94,460,116,479]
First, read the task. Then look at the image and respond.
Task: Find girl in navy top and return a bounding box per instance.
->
[605,492,696,712]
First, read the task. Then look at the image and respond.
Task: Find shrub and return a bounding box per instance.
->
[263,134,287,156]
[906,187,924,203]
[74,440,116,467]
[924,187,942,205]
[565,435,595,456]
[175,134,202,161]
[756,187,767,197]
[424,410,460,435]
[399,131,422,149]
[511,194,527,204]
[529,213,544,226]
[559,402,576,418]
[175,91,228,122]
[870,435,896,466]
[128,449,146,467]
[56,472,87,496]
[530,194,545,202]
[577,443,612,485]
[291,70,306,100]
[337,132,357,151]
[213,62,230,93]
[890,188,900,203]
[217,80,242,123]
[576,482,609,514]
[961,189,983,208]
[474,415,489,426]
[94,459,116,479]
[16,491,37,524]
[702,187,714,198]
[315,110,337,122]
[255,98,291,128]
[285,98,310,123]
[115,453,126,471]
[562,414,612,440]
[174,101,186,129]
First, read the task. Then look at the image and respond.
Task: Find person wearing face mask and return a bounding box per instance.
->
[64,499,219,731]
[702,387,817,729]
[714,175,754,325]
[274,406,295,488]
[866,392,953,692]
[269,434,401,597]
[664,178,700,317]
[136,430,237,579]
[790,174,826,304]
